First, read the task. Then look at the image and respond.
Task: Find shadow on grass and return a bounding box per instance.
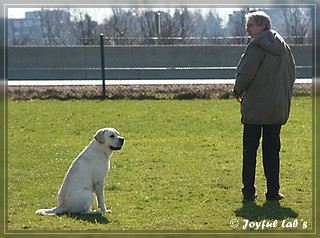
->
[234,201,299,221]
[58,212,111,224]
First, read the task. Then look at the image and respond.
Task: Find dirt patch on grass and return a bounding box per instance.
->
[8,83,312,100]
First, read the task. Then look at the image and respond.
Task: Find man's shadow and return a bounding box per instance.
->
[234,201,298,221]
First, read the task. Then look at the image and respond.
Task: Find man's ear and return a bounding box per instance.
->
[94,129,105,144]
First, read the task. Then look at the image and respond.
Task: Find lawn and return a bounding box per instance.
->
[6,97,313,234]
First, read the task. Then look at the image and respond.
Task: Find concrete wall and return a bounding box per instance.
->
[8,45,312,80]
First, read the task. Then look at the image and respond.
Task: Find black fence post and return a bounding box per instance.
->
[155,11,161,36]
[100,34,106,98]
[155,11,161,45]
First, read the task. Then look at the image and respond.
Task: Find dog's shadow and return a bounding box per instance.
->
[234,201,299,221]
[58,212,110,224]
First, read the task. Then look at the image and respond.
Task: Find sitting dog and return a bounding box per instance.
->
[36,128,124,215]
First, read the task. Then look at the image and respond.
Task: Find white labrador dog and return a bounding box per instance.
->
[36,128,124,215]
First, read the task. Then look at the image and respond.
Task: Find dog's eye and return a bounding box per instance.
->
[110,134,115,138]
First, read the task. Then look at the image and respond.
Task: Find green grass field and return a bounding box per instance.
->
[7,97,313,233]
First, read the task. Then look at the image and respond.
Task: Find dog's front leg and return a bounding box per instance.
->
[94,180,110,213]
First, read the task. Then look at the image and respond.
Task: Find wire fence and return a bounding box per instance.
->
[8,36,313,99]
[105,36,312,46]
[8,35,312,46]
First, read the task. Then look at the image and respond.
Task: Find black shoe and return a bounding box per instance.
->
[266,193,284,201]
[243,193,258,202]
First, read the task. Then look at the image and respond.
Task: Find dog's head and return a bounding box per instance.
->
[94,128,124,151]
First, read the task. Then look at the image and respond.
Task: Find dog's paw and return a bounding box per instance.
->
[100,209,112,213]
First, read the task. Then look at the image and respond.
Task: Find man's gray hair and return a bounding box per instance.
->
[246,11,271,31]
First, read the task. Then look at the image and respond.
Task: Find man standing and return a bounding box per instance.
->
[233,11,296,201]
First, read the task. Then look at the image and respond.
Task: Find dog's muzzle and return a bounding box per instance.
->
[110,137,124,150]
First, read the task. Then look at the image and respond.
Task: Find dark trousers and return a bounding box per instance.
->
[242,124,281,199]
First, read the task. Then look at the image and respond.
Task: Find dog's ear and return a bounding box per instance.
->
[94,129,105,144]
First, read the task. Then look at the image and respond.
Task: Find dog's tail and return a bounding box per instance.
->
[35,207,66,216]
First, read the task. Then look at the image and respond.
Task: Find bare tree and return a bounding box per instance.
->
[171,8,198,44]
[155,10,175,45]
[204,9,224,44]
[105,8,138,45]
[71,9,100,45]
[226,8,250,44]
[12,7,313,46]
[281,8,312,44]
[138,9,157,45]
[36,9,72,45]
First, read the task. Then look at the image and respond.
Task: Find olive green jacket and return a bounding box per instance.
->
[233,30,296,125]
